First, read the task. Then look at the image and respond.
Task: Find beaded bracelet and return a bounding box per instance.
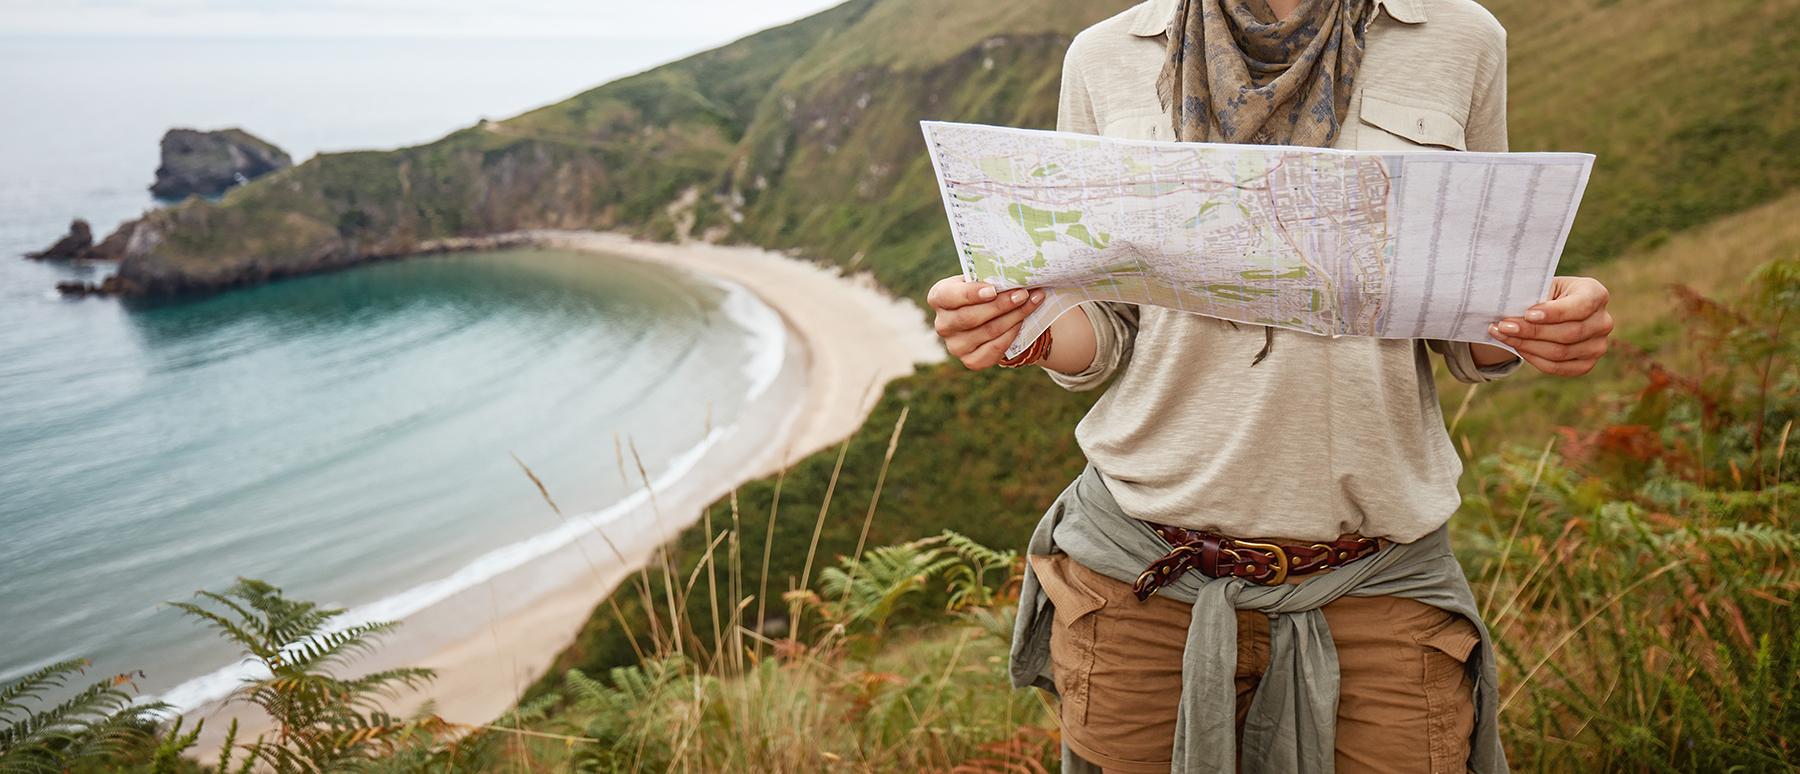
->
[998,327,1053,368]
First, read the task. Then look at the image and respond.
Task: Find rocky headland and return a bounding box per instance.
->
[150,128,291,200]
[46,0,1122,300]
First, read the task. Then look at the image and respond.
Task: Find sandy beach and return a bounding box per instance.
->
[187,231,944,750]
[539,231,946,470]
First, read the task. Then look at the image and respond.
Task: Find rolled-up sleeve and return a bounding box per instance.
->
[1429,340,1522,384]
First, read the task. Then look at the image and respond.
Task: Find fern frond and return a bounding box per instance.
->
[505,691,562,727]
[1,674,145,750]
[165,579,449,772]
[0,665,162,774]
[212,718,240,774]
[0,659,86,722]
[1710,522,1800,552]
[163,600,279,662]
[43,714,153,770]
[335,667,436,708]
[227,734,262,774]
[221,580,308,639]
[610,665,660,705]
[334,720,407,752]
[942,530,1017,568]
[204,584,316,651]
[284,621,401,674]
[148,715,202,774]
[564,667,609,709]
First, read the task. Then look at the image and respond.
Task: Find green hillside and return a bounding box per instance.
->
[1496,0,1800,269]
[107,0,1800,301]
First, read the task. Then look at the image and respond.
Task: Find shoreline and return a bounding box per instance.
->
[187,230,943,750]
[534,231,947,469]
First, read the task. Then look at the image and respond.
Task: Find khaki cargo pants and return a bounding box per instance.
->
[1030,553,1481,774]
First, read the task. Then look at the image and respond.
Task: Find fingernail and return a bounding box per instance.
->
[1498,322,1520,335]
[1526,310,1546,322]
[977,286,996,300]
[1011,290,1028,304]
[1031,289,1045,303]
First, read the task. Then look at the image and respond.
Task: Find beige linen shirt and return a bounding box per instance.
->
[1052,0,1521,544]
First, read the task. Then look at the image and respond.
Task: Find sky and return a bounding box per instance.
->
[0,0,851,40]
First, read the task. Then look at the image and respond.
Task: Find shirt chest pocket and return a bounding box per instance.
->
[1358,92,1467,151]
[1100,108,1171,142]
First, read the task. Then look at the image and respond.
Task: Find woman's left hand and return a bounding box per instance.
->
[1486,276,1614,377]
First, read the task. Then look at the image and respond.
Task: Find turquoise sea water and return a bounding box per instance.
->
[0,36,785,709]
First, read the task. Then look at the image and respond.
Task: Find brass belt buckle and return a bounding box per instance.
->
[1134,568,1160,591]
[1232,540,1289,585]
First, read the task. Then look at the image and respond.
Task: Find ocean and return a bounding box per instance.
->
[0,36,791,710]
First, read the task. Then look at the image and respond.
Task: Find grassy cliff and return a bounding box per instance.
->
[109,0,1800,301]
[110,0,1137,298]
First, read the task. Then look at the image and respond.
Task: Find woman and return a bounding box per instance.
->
[927,0,1613,772]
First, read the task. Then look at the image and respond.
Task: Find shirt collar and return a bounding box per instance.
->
[1129,0,1426,38]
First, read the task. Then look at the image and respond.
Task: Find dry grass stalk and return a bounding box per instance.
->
[511,452,645,663]
[794,437,853,631]
[1482,435,1558,615]
[843,406,910,601]
[755,448,791,659]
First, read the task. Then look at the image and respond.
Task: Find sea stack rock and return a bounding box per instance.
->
[150,128,292,200]
[25,219,138,262]
[25,219,93,260]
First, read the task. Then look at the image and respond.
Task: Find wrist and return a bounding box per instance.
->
[1038,306,1099,374]
[1470,342,1518,367]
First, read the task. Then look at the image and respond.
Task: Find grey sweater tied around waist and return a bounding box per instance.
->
[1009,466,1509,774]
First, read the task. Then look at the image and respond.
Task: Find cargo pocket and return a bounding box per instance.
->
[1416,610,1480,774]
[1028,553,1109,725]
[1360,91,1468,151]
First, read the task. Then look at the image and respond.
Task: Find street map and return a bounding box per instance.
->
[921,121,1595,357]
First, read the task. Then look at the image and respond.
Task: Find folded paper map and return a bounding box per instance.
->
[921,121,1595,357]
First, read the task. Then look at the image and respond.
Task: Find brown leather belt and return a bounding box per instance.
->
[1130,523,1384,601]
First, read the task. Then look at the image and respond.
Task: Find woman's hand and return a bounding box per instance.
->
[927,276,1046,370]
[1485,276,1614,376]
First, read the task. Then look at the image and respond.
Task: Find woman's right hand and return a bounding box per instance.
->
[927,276,1046,370]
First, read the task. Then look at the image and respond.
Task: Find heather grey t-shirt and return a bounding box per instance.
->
[1049,0,1521,543]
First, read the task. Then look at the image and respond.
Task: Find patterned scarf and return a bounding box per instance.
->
[1158,0,1375,146]
[1157,0,1375,363]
